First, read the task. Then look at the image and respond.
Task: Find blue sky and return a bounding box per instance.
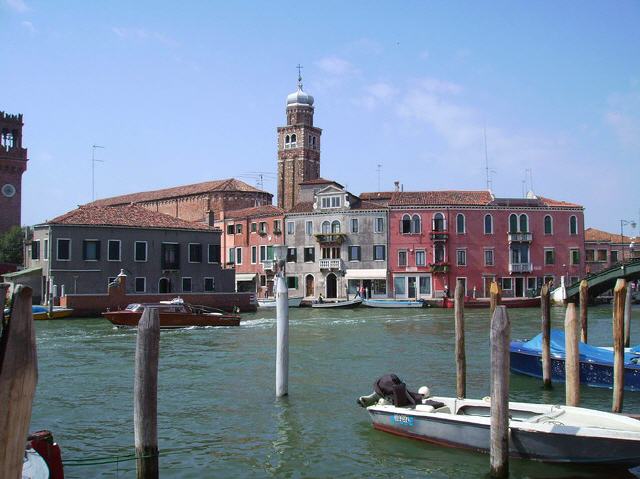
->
[2,0,639,236]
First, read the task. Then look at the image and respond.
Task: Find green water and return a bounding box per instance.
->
[30,305,640,478]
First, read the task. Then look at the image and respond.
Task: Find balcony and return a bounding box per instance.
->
[509,262,533,273]
[262,260,275,271]
[315,233,347,245]
[508,232,532,242]
[430,231,449,241]
[429,262,450,274]
[319,258,343,270]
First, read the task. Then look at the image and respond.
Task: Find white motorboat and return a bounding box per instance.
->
[362,298,426,308]
[363,394,640,466]
[257,297,303,308]
[311,298,362,309]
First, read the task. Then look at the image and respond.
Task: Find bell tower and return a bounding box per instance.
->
[277,69,322,210]
[0,112,28,235]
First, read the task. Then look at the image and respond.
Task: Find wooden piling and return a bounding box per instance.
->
[540,283,552,389]
[489,281,501,318]
[579,280,588,343]
[454,279,466,398]
[490,305,510,478]
[0,285,38,479]
[276,274,289,397]
[624,285,632,348]
[613,279,627,413]
[134,306,160,479]
[564,303,580,407]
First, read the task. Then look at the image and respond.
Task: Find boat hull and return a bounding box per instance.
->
[102,311,240,328]
[311,299,362,308]
[258,297,303,308]
[362,299,425,308]
[427,297,541,309]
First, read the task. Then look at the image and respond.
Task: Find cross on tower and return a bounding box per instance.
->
[296,64,303,88]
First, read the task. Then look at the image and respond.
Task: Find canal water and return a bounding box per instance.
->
[31,304,640,478]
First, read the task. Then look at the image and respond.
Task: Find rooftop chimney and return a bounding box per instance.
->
[394,181,400,192]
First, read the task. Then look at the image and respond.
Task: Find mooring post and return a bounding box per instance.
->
[490,305,510,478]
[624,285,632,348]
[0,282,7,322]
[0,285,38,479]
[489,281,501,318]
[275,272,289,398]
[579,280,588,343]
[613,279,627,413]
[564,303,580,407]
[134,307,160,479]
[454,279,466,398]
[540,283,552,389]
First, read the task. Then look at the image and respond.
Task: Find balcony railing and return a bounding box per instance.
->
[262,260,275,271]
[314,233,347,244]
[509,262,533,273]
[430,231,449,241]
[429,262,450,273]
[508,232,533,242]
[319,258,343,270]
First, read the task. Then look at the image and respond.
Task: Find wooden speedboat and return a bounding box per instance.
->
[102,300,240,328]
[3,305,74,320]
[363,395,640,466]
[362,299,427,308]
[23,430,64,478]
[311,298,362,308]
[511,330,640,391]
[426,296,540,309]
[257,296,303,308]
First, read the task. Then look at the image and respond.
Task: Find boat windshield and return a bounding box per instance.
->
[125,304,144,312]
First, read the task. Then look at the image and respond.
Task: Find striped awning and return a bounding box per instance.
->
[344,269,387,280]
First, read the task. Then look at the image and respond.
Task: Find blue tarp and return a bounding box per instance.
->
[516,330,640,365]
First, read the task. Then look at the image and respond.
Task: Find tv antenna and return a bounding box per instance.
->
[483,126,496,190]
[91,144,105,201]
[376,163,382,191]
[238,171,276,191]
[525,168,534,194]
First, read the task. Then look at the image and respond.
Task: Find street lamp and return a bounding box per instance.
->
[621,220,637,262]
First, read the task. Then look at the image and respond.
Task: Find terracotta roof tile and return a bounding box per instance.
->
[287,201,314,213]
[360,191,394,201]
[537,196,582,208]
[299,177,343,187]
[585,227,634,243]
[90,178,269,206]
[223,205,284,220]
[388,190,493,206]
[48,205,216,231]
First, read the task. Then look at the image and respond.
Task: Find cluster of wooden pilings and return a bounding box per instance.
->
[454,277,634,478]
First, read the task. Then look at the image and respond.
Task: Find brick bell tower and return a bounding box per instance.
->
[277,69,322,210]
[0,112,28,235]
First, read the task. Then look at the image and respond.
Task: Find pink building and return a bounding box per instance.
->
[365,191,585,299]
[584,227,638,274]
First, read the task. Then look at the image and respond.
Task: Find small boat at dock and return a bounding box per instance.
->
[311,298,362,309]
[257,296,303,308]
[3,304,74,320]
[362,298,427,308]
[102,299,240,329]
[425,296,540,309]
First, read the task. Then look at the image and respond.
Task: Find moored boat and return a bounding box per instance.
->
[426,296,540,309]
[362,298,426,308]
[311,298,362,308]
[102,299,240,328]
[510,330,640,391]
[257,296,304,308]
[3,305,74,320]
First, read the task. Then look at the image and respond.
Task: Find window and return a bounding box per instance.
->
[375,217,384,233]
[321,221,331,234]
[322,247,340,259]
[434,244,445,263]
[401,214,421,234]
[398,250,407,267]
[597,250,607,262]
[260,245,274,261]
[43,239,48,260]
[519,214,528,233]
[285,134,290,147]
[161,243,180,269]
[570,216,578,235]
[274,220,282,233]
[321,196,341,209]
[287,247,297,262]
[484,214,493,234]
[401,214,411,234]
[304,247,315,262]
[135,241,148,262]
[419,276,431,295]
[235,224,242,234]
[394,276,406,296]
[182,277,192,292]
[570,249,580,265]
[250,222,257,233]
[204,277,215,292]
[351,218,359,233]
[611,250,619,263]
[83,240,100,261]
[373,245,386,261]
[259,275,266,287]
[227,224,234,235]
[544,215,553,235]
[416,250,426,266]
[456,214,465,234]
[331,220,341,233]
[287,221,295,235]
[508,214,517,233]
[456,249,467,266]
[412,215,421,234]
[287,276,298,289]
[208,244,221,263]
[251,246,257,264]
[306,221,313,235]
[188,243,202,263]
[348,245,361,261]
[259,222,267,234]
[484,249,494,266]
[108,240,121,261]
[543,275,555,286]
[56,239,71,261]
[433,213,445,232]
[527,277,537,291]
[544,249,555,265]
[501,278,513,290]
[235,247,243,265]
[290,133,297,146]
[585,249,595,262]
[135,277,146,293]
[227,247,235,264]
[31,240,40,260]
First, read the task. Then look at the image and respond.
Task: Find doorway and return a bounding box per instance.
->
[159,277,170,293]
[483,276,495,298]
[515,277,525,297]
[305,274,315,297]
[326,273,337,298]
[408,277,417,299]
[363,279,372,299]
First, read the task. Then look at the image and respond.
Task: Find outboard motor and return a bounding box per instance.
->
[357,374,423,408]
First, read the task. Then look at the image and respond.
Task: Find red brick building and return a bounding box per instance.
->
[584,227,638,274]
[0,111,28,235]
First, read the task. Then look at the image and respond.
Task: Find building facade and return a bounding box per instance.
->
[0,111,28,235]
[584,227,638,274]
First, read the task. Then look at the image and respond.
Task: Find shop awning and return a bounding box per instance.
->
[344,269,387,280]
[2,266,42,279]
[235,273,257,282]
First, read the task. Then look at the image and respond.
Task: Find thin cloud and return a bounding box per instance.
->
[4,0,28,12]
[21,20,35,34]
[315,56,357,77]
[355,82,398,110]
[111,26,178,48]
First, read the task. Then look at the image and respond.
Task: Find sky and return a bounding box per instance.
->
[1,0,639,236]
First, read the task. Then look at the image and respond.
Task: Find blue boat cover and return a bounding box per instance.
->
[514,329,640,365]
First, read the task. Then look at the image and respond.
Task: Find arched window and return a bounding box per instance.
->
[433,213,445,232]
[519,214,528,233]
[331,220,341,233]
[434,244,445,263]
[544,215,553,235]
[484,214,493,234]
[570,215,578,235]
[456,214,465,234]
[411,214,421,234]
[285,135,290,147]
[291,133,297,146]
[401,214,411,234]
[321,221,330,234]
[509,214,518,233]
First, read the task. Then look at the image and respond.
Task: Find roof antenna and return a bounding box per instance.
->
[526,168,534,195]
[91,144,105,201]
[483,126,495,191]
[376,163,382,191]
